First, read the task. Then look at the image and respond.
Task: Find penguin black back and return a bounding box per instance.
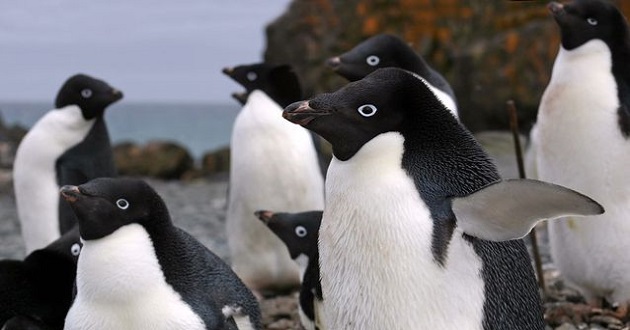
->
[55,73,122,234]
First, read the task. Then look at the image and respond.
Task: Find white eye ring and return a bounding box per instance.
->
[246,72,257,81]
[81,89,92,98]
[357,104,378,117]
[116,199,129,210]
[587,17,598,26]
[70,243,81,256]
[366,55,380,66]
[295,225,307,238]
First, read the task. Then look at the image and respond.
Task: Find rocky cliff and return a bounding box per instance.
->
[264,0,630,132]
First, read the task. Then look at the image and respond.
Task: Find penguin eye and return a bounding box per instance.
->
[357,104,378,117]
[246,72,257,81]
[116,199,130,210]
[587,17,598,26]
[70,243,81,256]
[366,55,380,66]
[81,89,93,98]
[295,226,307,238]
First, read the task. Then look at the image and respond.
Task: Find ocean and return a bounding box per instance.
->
[0,101,240,160]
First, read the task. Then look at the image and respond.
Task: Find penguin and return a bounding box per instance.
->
[223,63,329,173]
[222,63,325,295]
[222,63,302,109]
[13,73,122,253]
[254,210,324,330]
[0,227,81,330]
[282,67,604,329]
[60,178,262,330]
[533,0,630,316]
[326,33,458,116]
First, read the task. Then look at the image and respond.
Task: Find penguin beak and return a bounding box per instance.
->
[326,56,341,70]
[60,185,82,203]
[254,210,274,225]
[222,67,234,76]
[111,88,124,101]
[283,101,331,127]
[231,92,248,105]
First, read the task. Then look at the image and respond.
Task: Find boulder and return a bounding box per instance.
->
[113,141,194,180]
[201,146,230,175]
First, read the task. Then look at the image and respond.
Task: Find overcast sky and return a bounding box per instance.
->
[0,0,292,103]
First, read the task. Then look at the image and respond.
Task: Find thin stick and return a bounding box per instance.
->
[507,100,547,297]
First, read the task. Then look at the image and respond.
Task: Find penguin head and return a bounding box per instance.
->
[60,178,169,241]
[222,63,302,107]
[255,210,322,259]
[23,226,82,270]
[549,0,629,51]
[327,34,420,82]
[54,74,123,120]
[40,226,83,263]
[284,67,454,161]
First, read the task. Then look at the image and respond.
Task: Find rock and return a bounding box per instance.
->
[555,323,578,330]
[0,113,27,169]
[264,0,630,133]
[113,141,194,180]
[201,146,230,174]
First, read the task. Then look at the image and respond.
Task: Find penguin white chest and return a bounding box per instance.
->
[536,40,630,302]
[13,105,95,253]
[65,224,206,330]
[320,133,485,330]
[227,90,324,289]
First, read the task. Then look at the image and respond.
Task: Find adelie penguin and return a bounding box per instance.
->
[13,74,122,254]
[255,210,324,330]
[0,227,81,330]
[532,0,630,316]
[222,63,325,295]
[60,178,262,330]
[283,67,604,329]
[326,33,458,116]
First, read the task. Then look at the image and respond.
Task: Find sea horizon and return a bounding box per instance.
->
[0,101,240,161]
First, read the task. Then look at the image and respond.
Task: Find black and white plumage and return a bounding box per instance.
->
[60,178,262,330]
[14,74,121,253]
[327,33,457,116]
[533,0,630,311]
[255,210,324,330]
[222,63,325,294]
[283,67,603,329]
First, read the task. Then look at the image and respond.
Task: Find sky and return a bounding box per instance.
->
[0,0,292,103]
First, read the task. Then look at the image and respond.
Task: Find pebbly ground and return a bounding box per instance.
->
[0,132,627,330]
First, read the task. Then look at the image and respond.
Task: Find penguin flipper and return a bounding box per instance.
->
[452,179,604,241]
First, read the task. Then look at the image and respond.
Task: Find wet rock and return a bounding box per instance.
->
[201,146,230,174]
[113,141,194,180]
[555,323,578,330]
[0,114,27,169]
[260,293,301,330]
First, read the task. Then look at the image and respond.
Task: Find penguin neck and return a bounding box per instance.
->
[551,40,612,85]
